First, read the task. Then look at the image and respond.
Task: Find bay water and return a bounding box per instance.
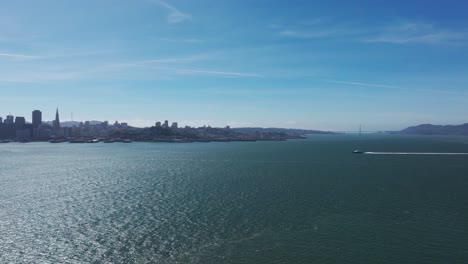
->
[1,135,468,263]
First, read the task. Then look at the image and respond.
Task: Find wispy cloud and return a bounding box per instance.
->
[0,52,44,60]
[47,50,118,58]
[0,70,85,83]
[0,50,116,61]
[325,80,400,89]
[111,54,211,67]
[279,29,338,39]
[200,87,318,96]
[275,19,365,39]
[275,19,468,45]
[365,21,468,45]
[0,52,261,83]
[325,79,468,97]
[172,68,262,77]
[148,0,191,23]
[108,54,261,78]
[159,37,204,43]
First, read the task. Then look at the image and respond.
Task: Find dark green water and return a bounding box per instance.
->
[1,135,468,263]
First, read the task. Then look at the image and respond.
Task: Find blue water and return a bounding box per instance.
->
[1,135,468,263]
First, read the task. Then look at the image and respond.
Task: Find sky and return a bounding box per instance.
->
[1,0,468,131]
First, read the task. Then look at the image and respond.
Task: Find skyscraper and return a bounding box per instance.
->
[15,116,26,129]
[53,108,61,130]
[5,115,14,124]
[32,110,42,128]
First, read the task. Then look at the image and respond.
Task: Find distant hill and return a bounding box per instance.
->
[232,127,335,135]
[400,123,468,135]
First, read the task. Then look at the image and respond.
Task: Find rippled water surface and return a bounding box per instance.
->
[1,135,468,263]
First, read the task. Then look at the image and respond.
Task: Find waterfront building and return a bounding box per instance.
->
[37,123,53,140]
[40,128,52,139]
[0,117,2,123]
[0,115,16,139]
[163,120,169,128]
[121,123,128,128]
[32,110,42,128]
[155,121,161,128]
[16,129,31,141]
[64,127,73,138]
[71,126,81,137]
[171,122,178,129]
[32,127,40,140]
[0,124,15,139]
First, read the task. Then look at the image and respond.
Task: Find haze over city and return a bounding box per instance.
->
[1,0,468,130]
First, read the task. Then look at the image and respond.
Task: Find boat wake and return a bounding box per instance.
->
[363,152,468,155]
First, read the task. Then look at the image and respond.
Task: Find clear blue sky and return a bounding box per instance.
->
[1,0,468,131]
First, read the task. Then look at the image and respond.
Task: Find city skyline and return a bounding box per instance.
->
[1,0,468,130]
[0,108,133,128]
[0,108,194,129]
[1,107,309,142]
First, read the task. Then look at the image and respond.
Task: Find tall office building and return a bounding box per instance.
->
[32,110,42,128]
[5,115,14,125]
[53,108,61,130]
[0,117,2,123]
[5,115,14,124]
[15,116,26,129]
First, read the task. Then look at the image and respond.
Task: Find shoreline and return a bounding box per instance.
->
[0,137,307,144]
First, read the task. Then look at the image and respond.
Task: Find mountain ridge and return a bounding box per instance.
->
[400,123,468,135]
